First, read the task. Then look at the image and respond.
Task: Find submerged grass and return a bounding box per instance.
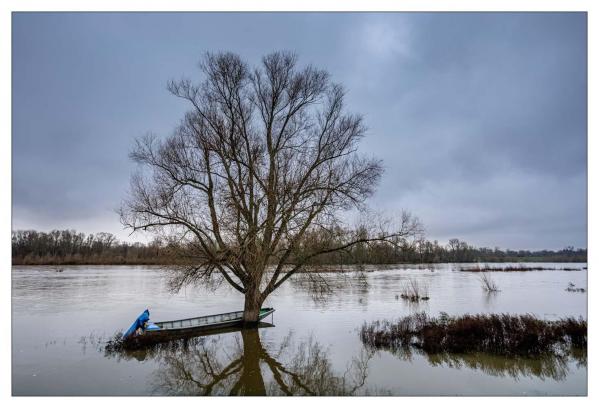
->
[104,330,170,352]
[565,282,586,293]
[399,279,429,302]
[360,313,586,357]
[103,330,209,354]
[104,331,128,352]
[479,272,500,292]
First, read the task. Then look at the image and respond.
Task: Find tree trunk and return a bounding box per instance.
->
[242,284,263,324]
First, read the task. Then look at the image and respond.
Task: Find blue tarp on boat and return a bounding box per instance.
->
[123,309,150,338]
[146,322,161,331]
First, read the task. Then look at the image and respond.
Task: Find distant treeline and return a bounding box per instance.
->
[309,237,587,264]
[12,229,587,265]
[11,230,169,265]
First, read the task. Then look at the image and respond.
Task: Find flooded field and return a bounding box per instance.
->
[12,263,587,396]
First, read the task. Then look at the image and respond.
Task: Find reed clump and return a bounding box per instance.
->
[104,332,128,352]
[103,330,200,353]
[104,331,161,352]
[360,313,586,356]
[399,279,429,302]
[479,272,500,292]
[565,282,586,293]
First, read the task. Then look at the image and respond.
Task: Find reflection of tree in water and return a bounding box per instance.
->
[384,346,586,382]
[107,328,372,395]
[264,333,372,396]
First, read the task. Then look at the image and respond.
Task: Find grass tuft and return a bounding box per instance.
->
[565,282,586,293]
[399,279,429,302]
[479,272,500,292]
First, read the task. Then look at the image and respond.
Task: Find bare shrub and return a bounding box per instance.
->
[399,278,429,302]
[479,272,500,292]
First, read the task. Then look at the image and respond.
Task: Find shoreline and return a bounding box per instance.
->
[11,261,588,270]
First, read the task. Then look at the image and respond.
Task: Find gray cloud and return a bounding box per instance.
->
[12,12,587,249]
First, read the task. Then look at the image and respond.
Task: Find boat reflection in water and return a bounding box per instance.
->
[105,324,373,396]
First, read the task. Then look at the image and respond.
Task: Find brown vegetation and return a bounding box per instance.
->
[565,282,586,293]
[479,272,500,292]
[12,229,172,265]
[399,279,429,302]
[360,313,586,356]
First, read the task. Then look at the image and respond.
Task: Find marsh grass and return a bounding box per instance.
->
[360,312,586,356]
[479,272,500,292]
[399,279,429,302]
[104,330,168,352]
[565,282,586,293]
[104,331,128,352]
[103,330,213,355]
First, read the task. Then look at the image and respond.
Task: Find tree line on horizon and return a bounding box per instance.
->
[11,229,587,266]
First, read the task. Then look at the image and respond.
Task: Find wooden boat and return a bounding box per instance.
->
[124,307,275,346]
[118,322,276,355]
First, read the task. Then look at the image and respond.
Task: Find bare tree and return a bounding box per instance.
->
[120,51,421,322]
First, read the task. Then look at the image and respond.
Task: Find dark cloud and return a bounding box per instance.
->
[12,13,587,249]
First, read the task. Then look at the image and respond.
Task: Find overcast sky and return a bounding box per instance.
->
[12,12,587,250]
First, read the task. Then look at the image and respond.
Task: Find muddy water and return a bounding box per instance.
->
[12,263,587,395]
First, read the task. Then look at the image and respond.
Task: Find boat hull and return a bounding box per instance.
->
[123,308,275,348]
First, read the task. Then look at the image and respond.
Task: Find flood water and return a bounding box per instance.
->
[12,263,587,396]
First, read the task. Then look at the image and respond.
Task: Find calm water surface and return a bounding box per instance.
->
[12,263,587,396]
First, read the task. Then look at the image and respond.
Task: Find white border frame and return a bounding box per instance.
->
[2,1,595,407]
